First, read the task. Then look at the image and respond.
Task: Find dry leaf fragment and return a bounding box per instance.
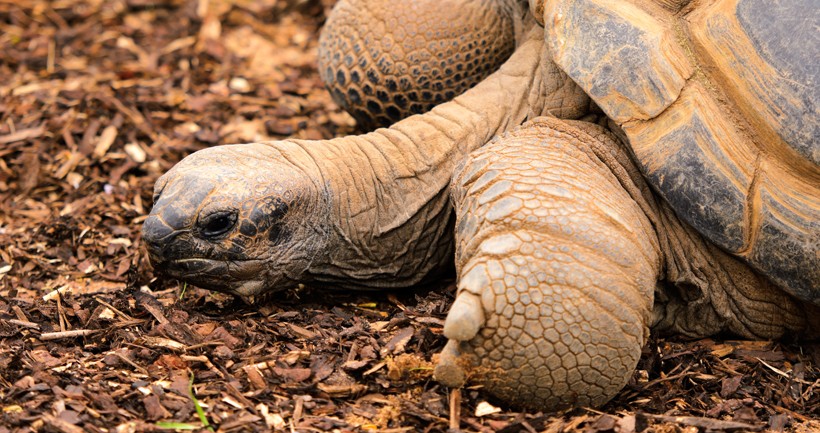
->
[245,365,267,389]
[77,260,98,274]
[281,350,310,365]
[29,349,64,368]
[273,366,311,383]
[287,323,317,339]
[162,36,196,55]
[711,344,734,358]
[66,172,83,189]
[199,14,222,41]
[475,401,501,417]
[141,337,187,351]
[142,393,171,420]
[342,359,369,371]
[98,308,117,320]
[54,151,83,179]
[18,150,41,193]
[381,326,414,355]
[257,404,286,430]
[229,77,252,93]
[316,383,368,397]
[617,415,636,433]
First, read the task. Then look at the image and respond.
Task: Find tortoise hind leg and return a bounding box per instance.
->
[434,117,662,409]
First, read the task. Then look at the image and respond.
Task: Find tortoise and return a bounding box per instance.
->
[142,0,820,410]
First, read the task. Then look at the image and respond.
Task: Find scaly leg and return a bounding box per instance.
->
[435,117,661,409]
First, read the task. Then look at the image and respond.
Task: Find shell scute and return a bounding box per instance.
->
[688,0,819,165]
[544,0,692,123]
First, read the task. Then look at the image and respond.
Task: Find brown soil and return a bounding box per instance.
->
[0,1,817,432]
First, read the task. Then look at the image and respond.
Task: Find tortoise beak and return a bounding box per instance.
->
[142,215,221,281]
[142,175,209,263]
[142,209,200,272]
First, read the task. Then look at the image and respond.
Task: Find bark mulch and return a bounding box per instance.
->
[0,0,817,432]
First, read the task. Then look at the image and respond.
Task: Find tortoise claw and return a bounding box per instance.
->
[443,291,485,341]
[434,340,473,389]
[435,291,484,389]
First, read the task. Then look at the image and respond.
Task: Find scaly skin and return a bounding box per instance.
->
[434,117,813,409]
[436,118,660,409]
[319,0,521,130]
[143,23,589,298]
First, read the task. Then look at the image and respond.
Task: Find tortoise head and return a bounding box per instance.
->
[142,144,330,299]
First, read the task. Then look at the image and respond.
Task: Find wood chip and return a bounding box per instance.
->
[123,142,146,163]
[93,125,118,157]
[0,125,45,144]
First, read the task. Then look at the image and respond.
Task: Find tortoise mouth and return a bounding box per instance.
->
[154,257,269,295]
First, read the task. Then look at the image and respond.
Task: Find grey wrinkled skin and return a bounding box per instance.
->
[144,6,589,301]
[143,137,458,300]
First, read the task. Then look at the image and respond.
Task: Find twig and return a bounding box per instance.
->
[95,297,133,321]
[7,319,40,330]
[449,388,461,431]
[644,414,765,431]
[114,352,149,375]
[182,355,226,379]
[39,329,97,340]
[640,365,695,389]
[292,395,305,426]
[0,125,45,144]
[56,294,66,332]
[11,305,29,322]
[757,357,813,385]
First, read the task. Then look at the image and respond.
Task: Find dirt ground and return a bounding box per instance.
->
[0,1,817,432]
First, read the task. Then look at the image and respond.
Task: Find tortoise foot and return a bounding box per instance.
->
[434,118,661,410]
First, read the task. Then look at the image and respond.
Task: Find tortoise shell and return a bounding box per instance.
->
[538,0,819,303]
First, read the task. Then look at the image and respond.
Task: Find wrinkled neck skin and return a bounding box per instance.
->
[267,24,586,290]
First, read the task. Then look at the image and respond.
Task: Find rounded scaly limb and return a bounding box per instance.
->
[318,0,522,130]
[434,117,661,409]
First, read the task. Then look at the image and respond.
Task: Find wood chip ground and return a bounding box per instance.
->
[0,1,817,432]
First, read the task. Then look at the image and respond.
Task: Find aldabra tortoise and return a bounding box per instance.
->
[142,0,819,410]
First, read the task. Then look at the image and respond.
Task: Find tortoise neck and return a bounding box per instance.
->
[287,25,584,289]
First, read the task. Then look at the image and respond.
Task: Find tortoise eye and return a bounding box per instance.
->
[199,211,237,238]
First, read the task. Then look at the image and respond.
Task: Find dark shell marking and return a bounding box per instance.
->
[544,0,819,303]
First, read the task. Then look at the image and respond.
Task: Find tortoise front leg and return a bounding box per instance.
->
[434,117,662,410]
